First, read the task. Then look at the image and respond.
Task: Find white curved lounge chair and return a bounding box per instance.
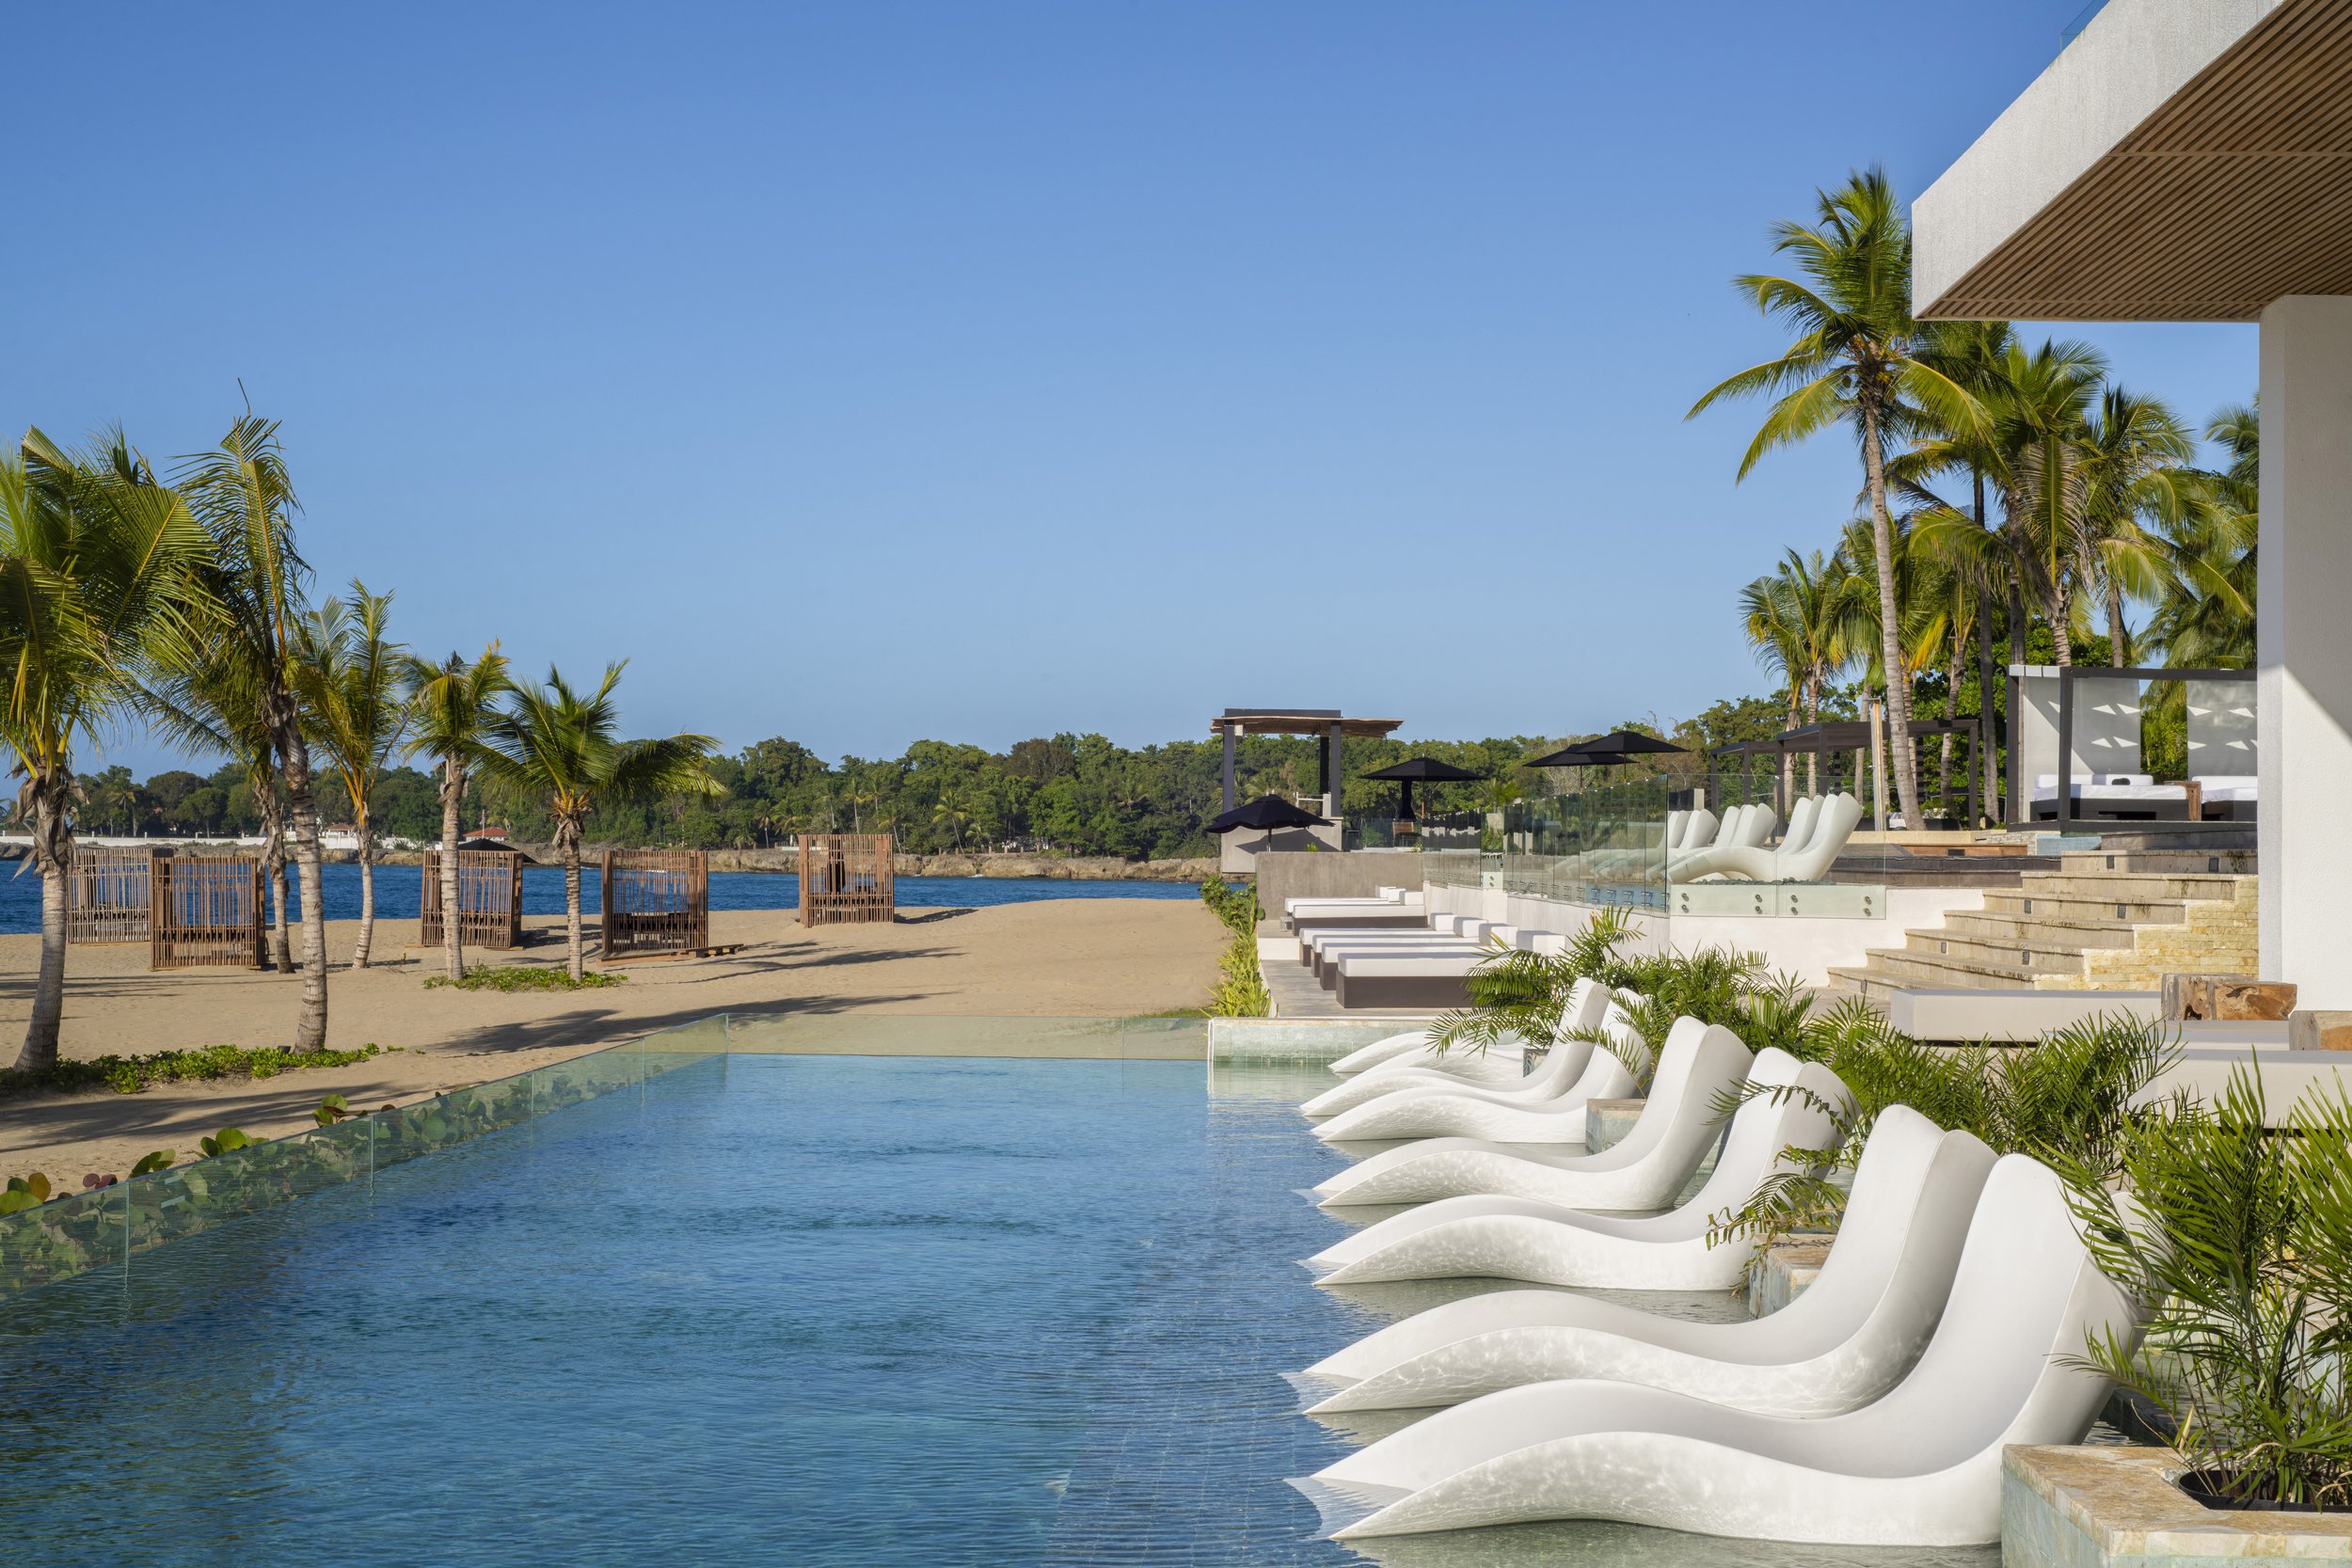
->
[1311,1019,1749,1208]
[1678,808,1719,852]
[1302,1107,1996,1416]
[1311,1001,1665,1146]
[1302,1154,2136,1547]
[1695,792,1866,885]
[1300,981,1613,1119]
[1325,1011,1531,1083]
[1306,1049,1850,1289]
[1777,794,1823,860]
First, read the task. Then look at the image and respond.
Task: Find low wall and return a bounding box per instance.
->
[1207,1015,1432,1061]
[1253,850,1425,920]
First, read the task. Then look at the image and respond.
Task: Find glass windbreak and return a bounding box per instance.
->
[1675,745,1890,920]
[1502,768,1673,911]
[720,1013,1206,1059]
[0,1017,731,1300]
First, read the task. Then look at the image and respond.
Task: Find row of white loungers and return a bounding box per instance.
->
[1297,914,1555,1010]
[1283,884,1429,932]
[1290,985,2137,1547]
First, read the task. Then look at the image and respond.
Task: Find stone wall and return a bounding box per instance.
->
[1252,850,1427,918]
[2041,877,2260,990]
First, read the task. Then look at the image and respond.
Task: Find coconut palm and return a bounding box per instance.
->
[404,643,513,980]
[1979,339,2109,666]
[0,428,212,1073]
[480,663,720,980]
[1740,548,1862,796]
[2077,385,2196,666]
[2145,404,2258,670]
[294,581,408,968]
[145,648,297,972]
[1689,167,1985,832]
[169,415,333,1047]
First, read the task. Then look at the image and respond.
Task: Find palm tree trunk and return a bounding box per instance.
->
[2106,579,2130,668]
[1859,399,1923,828]
[354,812,376,969]
[563,837,584,982]
[1939,626,1962,819]
[14,774,72,1073]
[1804,678,1821,795]
[1977,584,2000,824]
[276,715,331,1052]
[439,757,466,980]
[2051,580,2075,667]
[265,828,292,974]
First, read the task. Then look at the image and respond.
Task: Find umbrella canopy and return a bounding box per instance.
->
[1207,794,1333,834]
[1359,757,1484,783]
[1529,731,1688,768]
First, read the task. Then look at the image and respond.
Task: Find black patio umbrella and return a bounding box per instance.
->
[1528,731,1689,768]
[1207,794,1332,853]
[1359,757,1483,822]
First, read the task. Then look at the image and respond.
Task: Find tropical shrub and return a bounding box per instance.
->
[1199,879,1269,1018]
[2069,1068,2352,1510]
[424,966,623,993]
[0,1041,387,1098]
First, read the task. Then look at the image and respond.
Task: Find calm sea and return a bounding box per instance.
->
[0,859,1195,936]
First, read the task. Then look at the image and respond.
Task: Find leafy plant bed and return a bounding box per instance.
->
[2179,1469,2329,1513]
[425,966,623,993]
[0,1042,390,1098]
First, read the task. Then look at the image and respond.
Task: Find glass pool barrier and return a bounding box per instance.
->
[0,1014,732,1300]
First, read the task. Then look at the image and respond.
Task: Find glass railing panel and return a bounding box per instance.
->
[721,1013,1203,1059]
[0,1182,126,1296]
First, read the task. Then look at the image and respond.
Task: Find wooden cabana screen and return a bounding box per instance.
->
[69,845,169,944]
[150,856,265,971]
[799,833,894,927]
[599,848,709,959]
[419,848,527,949]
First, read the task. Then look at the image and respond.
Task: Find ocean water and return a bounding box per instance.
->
[0,859,1193,935]
[0,1051,1993,1567]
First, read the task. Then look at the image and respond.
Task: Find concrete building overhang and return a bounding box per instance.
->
[1914,0,2352,322]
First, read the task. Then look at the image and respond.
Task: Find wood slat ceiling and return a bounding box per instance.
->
[1923,0,2352,321]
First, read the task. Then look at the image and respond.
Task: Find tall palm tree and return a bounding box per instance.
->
[1689,167,1984,832]
[294,581,408,968]
[171,415,331,1048]
[146,648,295,972]
[1979,339,2108,667]
[2144,403,2257,671]
[480,663,720,980]
[1,428,212,1072]
[404,643,512,980]
[2077,385,2195,666]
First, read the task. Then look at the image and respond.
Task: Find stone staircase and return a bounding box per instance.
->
[1825,849,2257,1005]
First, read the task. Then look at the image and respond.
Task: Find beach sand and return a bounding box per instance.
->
[0,899,1225,1184]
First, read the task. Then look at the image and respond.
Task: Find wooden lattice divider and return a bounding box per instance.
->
[599,848,709,960]
[150,855,266,971]
[68,844,169,944]
[798,833,895,927]
[419,848,527,949]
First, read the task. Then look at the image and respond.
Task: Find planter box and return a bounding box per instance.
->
[2003,1444,2352,1565]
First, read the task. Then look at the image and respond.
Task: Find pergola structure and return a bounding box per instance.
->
[1915,0,2351,1004]
[1709,719,1982,828]
[1209,708,1403,817]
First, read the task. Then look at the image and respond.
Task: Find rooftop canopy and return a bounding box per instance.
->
[1528,732,1689,768]
[1915,0,2352,322]
[1210,708,1404,738]
[1359,757,1484,782]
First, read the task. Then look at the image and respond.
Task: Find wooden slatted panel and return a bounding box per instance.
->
[1926,0,2352,321]
[599,848,709,958]
[798,833,896,927]
[419,848,527,949]
[68,845,167,944]
[151,856,265,970]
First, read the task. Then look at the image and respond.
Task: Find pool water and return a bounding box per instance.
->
[0,1053,1998,1566]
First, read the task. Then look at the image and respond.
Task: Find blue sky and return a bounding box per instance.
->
[5,1,2255,773]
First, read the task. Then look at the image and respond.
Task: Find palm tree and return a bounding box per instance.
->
[2077,385,2195,666]
[294,581,408,968]
[146,648,296,972]
[932,784,970,850]
[480,663,720,980]
[171,415,332,1048]
[1,428,211,1072]
[1690,166,1984,832]
[1740,548,1861,796]
[404,643,512,980]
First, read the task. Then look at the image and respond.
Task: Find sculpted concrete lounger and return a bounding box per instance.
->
[1299,981,1614,1119]
[1311,1020,1746,1208]
[1300,1153,2136,1547]
[1301,1106,1997,1415]
[1305,1049,1850,1289]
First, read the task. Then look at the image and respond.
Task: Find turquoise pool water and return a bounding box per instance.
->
[1,1053,1997,1566]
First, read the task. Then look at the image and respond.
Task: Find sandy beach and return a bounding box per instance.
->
[0,899,1224,1184]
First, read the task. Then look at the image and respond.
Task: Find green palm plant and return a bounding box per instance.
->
[1689,166,1986,833]
[479,663,722,979]
[144,641,297,972]
[2077,385,2196,667]
[2143,404,2257,671]
[169,415,333,1048]
[0,429,213,1072]
[404,644,514,979]
[1740,548,1862,795]
[294,581,408,968]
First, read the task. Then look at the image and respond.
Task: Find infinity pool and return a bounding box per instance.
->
[1,1052,1995,1566]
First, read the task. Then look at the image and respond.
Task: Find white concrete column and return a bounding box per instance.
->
[2258,296,2352,1006]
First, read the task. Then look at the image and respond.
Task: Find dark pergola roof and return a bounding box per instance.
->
[1359,757,1483,783]
[1212,708,1403,738]
[1529,732,1689,768]
[1710,717,1979,758]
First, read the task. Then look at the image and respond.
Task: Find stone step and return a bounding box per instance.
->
[2058,848,2258,876]
[2017,871,2247,901]
[1979,891,2189,925]
[1821,966,1904,1006]
[1932,911,2143,951]
[1859,945,2063,990]
[1899,929,2093,975]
